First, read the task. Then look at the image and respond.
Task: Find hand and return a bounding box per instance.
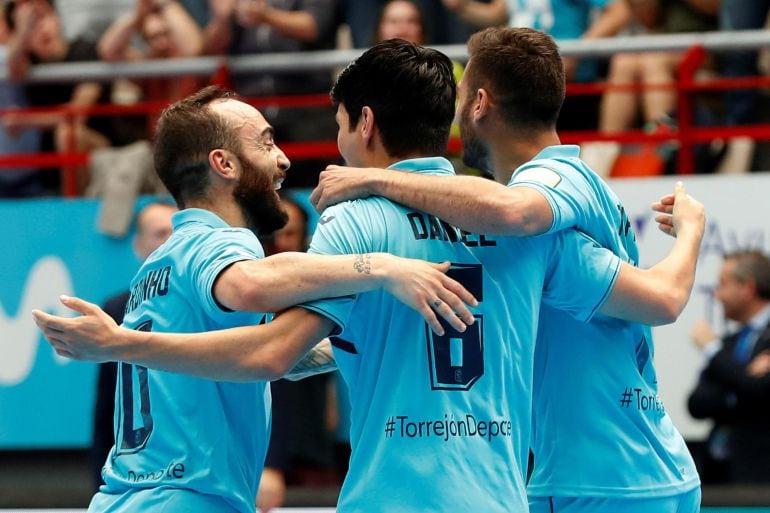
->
[235,0,267,27]
[14,1,41,44]
[209,0,237,21]
[379,255,478,336]
[256,467,286,513]
[690,319,716,350]
[747,350,770,378]
[310,165,382,213]
[441,0,469,12]
[32,295,123,362]
[652,181,705,238]
[135,0,154,23]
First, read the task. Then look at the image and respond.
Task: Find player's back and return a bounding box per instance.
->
[306,157,618,513]
[90,209,270,513]
[511,146,699,498]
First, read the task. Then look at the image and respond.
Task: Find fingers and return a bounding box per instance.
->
[419,303,445,337]
[432,297,467,334]
[674,180,685,198]
[429,261,451,273]
[439,279,477,322]
[308,185,322,212]
[31,309,71,333]
[651,201,673,215]
[60,295,101,316]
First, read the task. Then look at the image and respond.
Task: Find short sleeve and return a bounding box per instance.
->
[188,228,264,321]
[542,230,621,322]
[508,162,593,234]
[299,201,379,335]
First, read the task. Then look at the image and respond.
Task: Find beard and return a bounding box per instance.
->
[458,102,493,176]
[233,153,288,236]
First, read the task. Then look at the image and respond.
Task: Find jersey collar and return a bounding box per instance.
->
[388,156,456,176]
[531,145,581,161]
[172,208,231,230]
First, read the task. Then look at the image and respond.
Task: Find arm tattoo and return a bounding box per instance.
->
[354,253,372,275]
[283,339,338,381]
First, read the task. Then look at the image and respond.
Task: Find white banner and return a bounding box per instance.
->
[610,174,770,439]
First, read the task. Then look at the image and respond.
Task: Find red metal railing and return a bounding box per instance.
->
[3,45,770,196]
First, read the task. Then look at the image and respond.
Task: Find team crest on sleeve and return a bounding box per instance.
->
[512,167,562,188]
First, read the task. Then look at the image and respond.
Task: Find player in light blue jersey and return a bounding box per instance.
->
[311,28,702,512]
[32,86,480,513]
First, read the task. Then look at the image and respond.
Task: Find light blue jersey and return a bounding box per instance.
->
[89,209,271,513]
[510,145,700,499]
[302,157,622,513]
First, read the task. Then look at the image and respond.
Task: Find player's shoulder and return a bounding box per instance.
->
[318,196,395,225]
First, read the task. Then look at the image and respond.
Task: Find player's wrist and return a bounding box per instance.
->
[367,253,392,287]
[112,326,149,361]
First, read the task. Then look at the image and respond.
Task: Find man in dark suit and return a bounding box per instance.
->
[688,250,770,484]
[90,201,176,490]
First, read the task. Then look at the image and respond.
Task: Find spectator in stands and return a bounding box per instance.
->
[0,0,41,197]
[202,0,339,188]
[55,0,133,43]
[716,0,769,173]
[688,250,770,484]
[374,0,425,44]
[98,0,204,104]
[257,196,338,513]
[584,0,718,177]
[342,0,475,48]
[90,200,177,491]
[4,0,122,193]
[440,0,631,130]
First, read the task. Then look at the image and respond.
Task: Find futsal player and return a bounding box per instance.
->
[310,28,702,513]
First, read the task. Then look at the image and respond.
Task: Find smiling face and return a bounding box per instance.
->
[211,99,291,235]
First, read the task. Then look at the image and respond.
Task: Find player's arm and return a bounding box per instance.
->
[599,182,705,325]
[215,252,476,335]
[282,338,337,381]
[33,297,336,382]
[310,166,553,236]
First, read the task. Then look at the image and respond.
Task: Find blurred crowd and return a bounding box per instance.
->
[0,0,767,198]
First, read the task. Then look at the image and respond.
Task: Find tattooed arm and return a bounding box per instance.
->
[282,338,338,381]
[215,251,478,335]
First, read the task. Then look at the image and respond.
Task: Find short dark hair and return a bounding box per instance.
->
[330,39,455,158]
[725,250,770,300]
[152,86,244,208]
[466,27,565,132]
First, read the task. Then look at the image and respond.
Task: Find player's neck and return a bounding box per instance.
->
[186,198,248,229]
[488,129,561,184]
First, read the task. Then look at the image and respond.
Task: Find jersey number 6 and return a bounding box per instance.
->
[427,263,484,391]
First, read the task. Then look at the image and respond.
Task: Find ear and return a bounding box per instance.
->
[208,148,238,181]
[360,106,376,146]
[472,87,491,123]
